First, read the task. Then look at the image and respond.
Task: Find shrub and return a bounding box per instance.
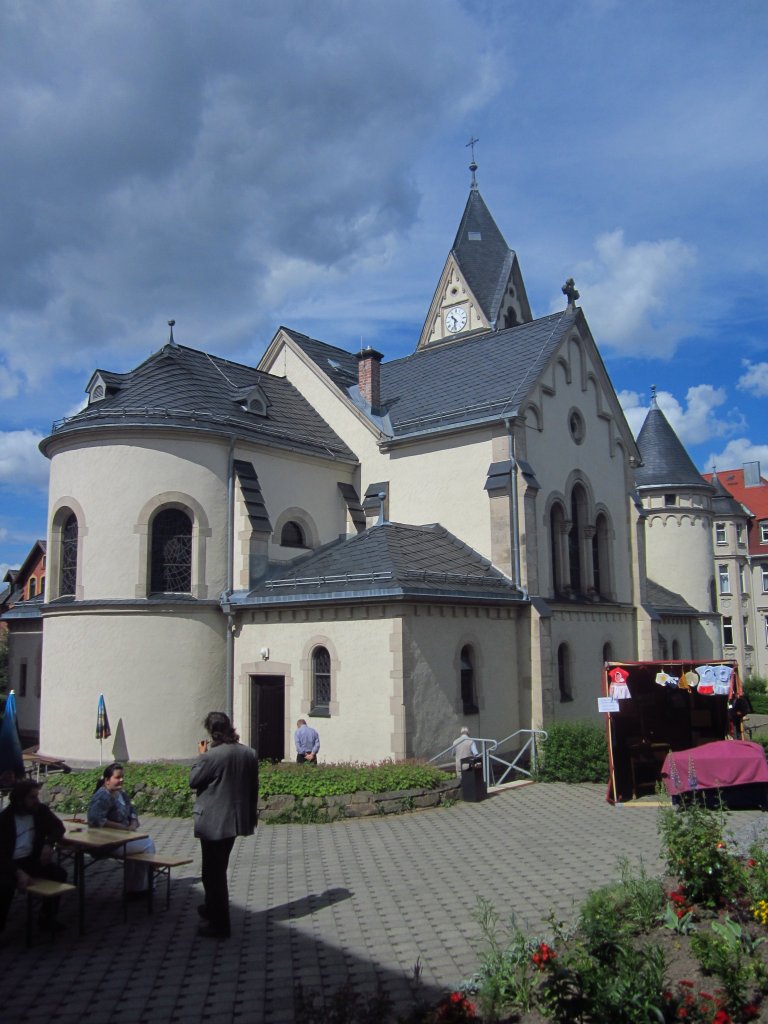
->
[658,800,742,907]
[48,759,448,818]
[535,722,608,783]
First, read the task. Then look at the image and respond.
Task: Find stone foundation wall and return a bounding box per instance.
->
[258,777,462,821]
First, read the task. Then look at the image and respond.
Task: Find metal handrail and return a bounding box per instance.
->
[487,729,548,784]
[429,728,548,786]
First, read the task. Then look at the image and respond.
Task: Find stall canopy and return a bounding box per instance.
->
[602,659,741,803]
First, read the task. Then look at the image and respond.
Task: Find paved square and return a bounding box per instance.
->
[3,784,763,1023]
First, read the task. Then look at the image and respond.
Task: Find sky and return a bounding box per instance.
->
[1,0,766,575]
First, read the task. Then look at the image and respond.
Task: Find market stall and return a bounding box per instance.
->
[661,740,768,809]
[601,659,741,803]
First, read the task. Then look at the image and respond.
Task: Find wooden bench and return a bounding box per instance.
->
[124,852,193,914]
[24,878,77,946]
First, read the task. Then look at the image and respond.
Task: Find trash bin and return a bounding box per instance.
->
[460,756,486,802]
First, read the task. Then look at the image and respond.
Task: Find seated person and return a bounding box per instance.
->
[87,762,156,894]
[0,778,68,933]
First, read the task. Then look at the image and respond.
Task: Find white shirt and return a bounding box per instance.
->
[13,814,35,860]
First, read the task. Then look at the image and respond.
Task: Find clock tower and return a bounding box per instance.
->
[417,162,532,351]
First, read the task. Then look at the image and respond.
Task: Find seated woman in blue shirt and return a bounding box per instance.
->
[87,762,156,894]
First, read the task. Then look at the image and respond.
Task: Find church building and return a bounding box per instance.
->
[34,173,720,763]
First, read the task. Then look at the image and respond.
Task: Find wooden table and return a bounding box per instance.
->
[60,820,150,933]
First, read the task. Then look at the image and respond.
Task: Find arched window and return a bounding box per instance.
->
[602,642,613,664]
[280,521,305,548]
[550,502,567,596]
[557,643,573,702]
[672,639,681,660]
[569,487,587,594]
[311,646,331,715]
[659,634,669,660]
[460,645,479,714]
[593,513,611,598]
[150,508,192,594]
[60,513,79,596]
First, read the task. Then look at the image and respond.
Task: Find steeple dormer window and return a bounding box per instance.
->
[234,384,270,418]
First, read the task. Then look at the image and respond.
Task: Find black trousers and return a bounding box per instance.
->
[200,837,236,935]
[0,857,68,930]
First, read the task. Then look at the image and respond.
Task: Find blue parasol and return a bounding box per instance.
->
[0,690,25,782]
[96,693,111,764]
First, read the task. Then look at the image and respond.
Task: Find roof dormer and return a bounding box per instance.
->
[85,370,123,405]
[233,384,270,417]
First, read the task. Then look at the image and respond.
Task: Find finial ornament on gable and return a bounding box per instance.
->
[562,278,579,309]
[167,319,177,346]
[466,136,479,190]
[650,384,658,408]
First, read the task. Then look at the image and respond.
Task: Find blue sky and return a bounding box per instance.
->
[1,0,766,575]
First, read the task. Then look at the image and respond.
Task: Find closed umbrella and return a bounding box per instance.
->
[0,690,24,783]
[96,693,111,765]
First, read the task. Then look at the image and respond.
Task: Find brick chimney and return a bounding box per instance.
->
[356,347,383,409]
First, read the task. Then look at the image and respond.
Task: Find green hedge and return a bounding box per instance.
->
[535,721,609,784]
[47,759,449,818]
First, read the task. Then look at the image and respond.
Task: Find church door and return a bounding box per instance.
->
[250,675,285,761]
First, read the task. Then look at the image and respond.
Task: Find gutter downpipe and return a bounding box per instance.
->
[504,417,527,598]
[225,437,235,720]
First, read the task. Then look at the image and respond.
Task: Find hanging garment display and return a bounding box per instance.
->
[655,670,679,688]
[680,670,700,690]
[608,666,631,699]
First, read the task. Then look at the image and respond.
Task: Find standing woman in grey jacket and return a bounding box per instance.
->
[189,711,259,938]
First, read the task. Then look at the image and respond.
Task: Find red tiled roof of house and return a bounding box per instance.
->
[703,468,768,556]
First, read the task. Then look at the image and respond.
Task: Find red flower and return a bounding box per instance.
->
[748,858,757,867]
[449,993,462,1004]
[741,1005,760,1020]
[679,980,694,988]
[712,1012,731,1024]
[677,1010,688,1020]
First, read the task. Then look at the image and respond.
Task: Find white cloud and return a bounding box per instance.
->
[0,0,501,387]
[704,439,768,476]
[559,230,696,357]
[0,431,49,488]
[738,360,768,398]
[618,384,744,446]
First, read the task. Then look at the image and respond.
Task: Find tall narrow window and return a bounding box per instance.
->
[460,645,478,714]
[60,513,78,596]
[593,513,610,598]
[557,643,573,702]
[672,639,681,659]
[762,568,768,594]
[550,503,566,596]
[311,646,331,715]
[715,523,726,545]
[568,492,582,593]
[722,616,734,646]
[150,508,192,593]
[19,662,28,697]
[718,565,731,595]
[28,578,36,599]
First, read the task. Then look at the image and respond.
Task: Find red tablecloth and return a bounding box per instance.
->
[661,740,768,796]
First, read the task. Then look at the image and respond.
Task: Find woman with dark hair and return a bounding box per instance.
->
[0,779,67,933]
[87,762,156,894]
[189,711,259,938]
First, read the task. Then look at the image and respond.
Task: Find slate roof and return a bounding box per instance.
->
[634,404,711,490]
[286,309,575,439]
[452,189,516,326]
[645,579,700,616]
[232,521,525,607]
[42,343,355,463]
[709,473,748,518]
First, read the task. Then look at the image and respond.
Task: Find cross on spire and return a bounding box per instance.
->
[466,136,479,190]
[562,278,579,308]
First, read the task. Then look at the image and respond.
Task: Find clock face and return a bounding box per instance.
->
[445,306,467,333]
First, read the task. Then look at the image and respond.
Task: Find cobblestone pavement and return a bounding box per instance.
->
[3,784,764,1024]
